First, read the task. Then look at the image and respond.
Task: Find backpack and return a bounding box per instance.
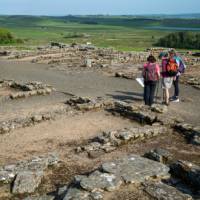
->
[143,63,158,81]
[178,58,186,74]
[166,58,179,77]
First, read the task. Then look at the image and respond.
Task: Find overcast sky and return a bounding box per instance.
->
[0,0,199,15]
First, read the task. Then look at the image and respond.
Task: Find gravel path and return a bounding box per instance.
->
[0,59,199,125]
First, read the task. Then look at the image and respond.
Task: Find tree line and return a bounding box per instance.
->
[155,32,200,50]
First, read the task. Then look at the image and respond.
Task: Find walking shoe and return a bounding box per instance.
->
[171,97,180,103]
[169,96,176,101]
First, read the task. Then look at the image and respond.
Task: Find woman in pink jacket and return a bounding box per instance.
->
[143,55,160,106]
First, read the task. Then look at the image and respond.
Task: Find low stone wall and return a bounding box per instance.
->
[0,105,74,135]
[76,125,168,158]
[111,101,180,126]
[66,96,114,111]
[115,71,137,79]
[0,80,55,100]
[175,123,200,145]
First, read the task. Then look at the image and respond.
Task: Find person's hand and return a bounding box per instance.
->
[173,76,177,81]
[177,72,181,76]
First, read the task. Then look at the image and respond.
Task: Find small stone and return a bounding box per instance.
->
[4,164,16,172]
[32,115,43,123]
[42,113,52,120]
[118,130,134,141]
[75,146,82,153]
[74,175,85,183]
[100,144,116,153]
[83,142,101,152]
[0,170,15,183]
[47,152,59,166]
[58,185,67,196]
[191,135,200,145]
[88,150,105,159]
[144,148,173,164]
[63,188,90,200]
[90,190,104,199]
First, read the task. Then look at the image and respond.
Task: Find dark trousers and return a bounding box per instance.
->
[144,81,157,106]
[173,76,179,97]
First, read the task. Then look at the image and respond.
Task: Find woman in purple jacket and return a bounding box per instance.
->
[159,52,173,106]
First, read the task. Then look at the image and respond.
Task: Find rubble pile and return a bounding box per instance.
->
[0,153,59,195]
[6,44,148,71]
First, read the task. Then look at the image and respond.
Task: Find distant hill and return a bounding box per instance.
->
[0,14,199,50]
[136,13,200,19]
[0,15,199,30]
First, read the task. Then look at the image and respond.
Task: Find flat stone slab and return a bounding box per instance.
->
[12,171,43,194]
[80,170,122,192]
[143,181,193,200]
[101,155,170,184]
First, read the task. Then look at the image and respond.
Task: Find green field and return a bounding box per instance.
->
[0,15,200,51]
